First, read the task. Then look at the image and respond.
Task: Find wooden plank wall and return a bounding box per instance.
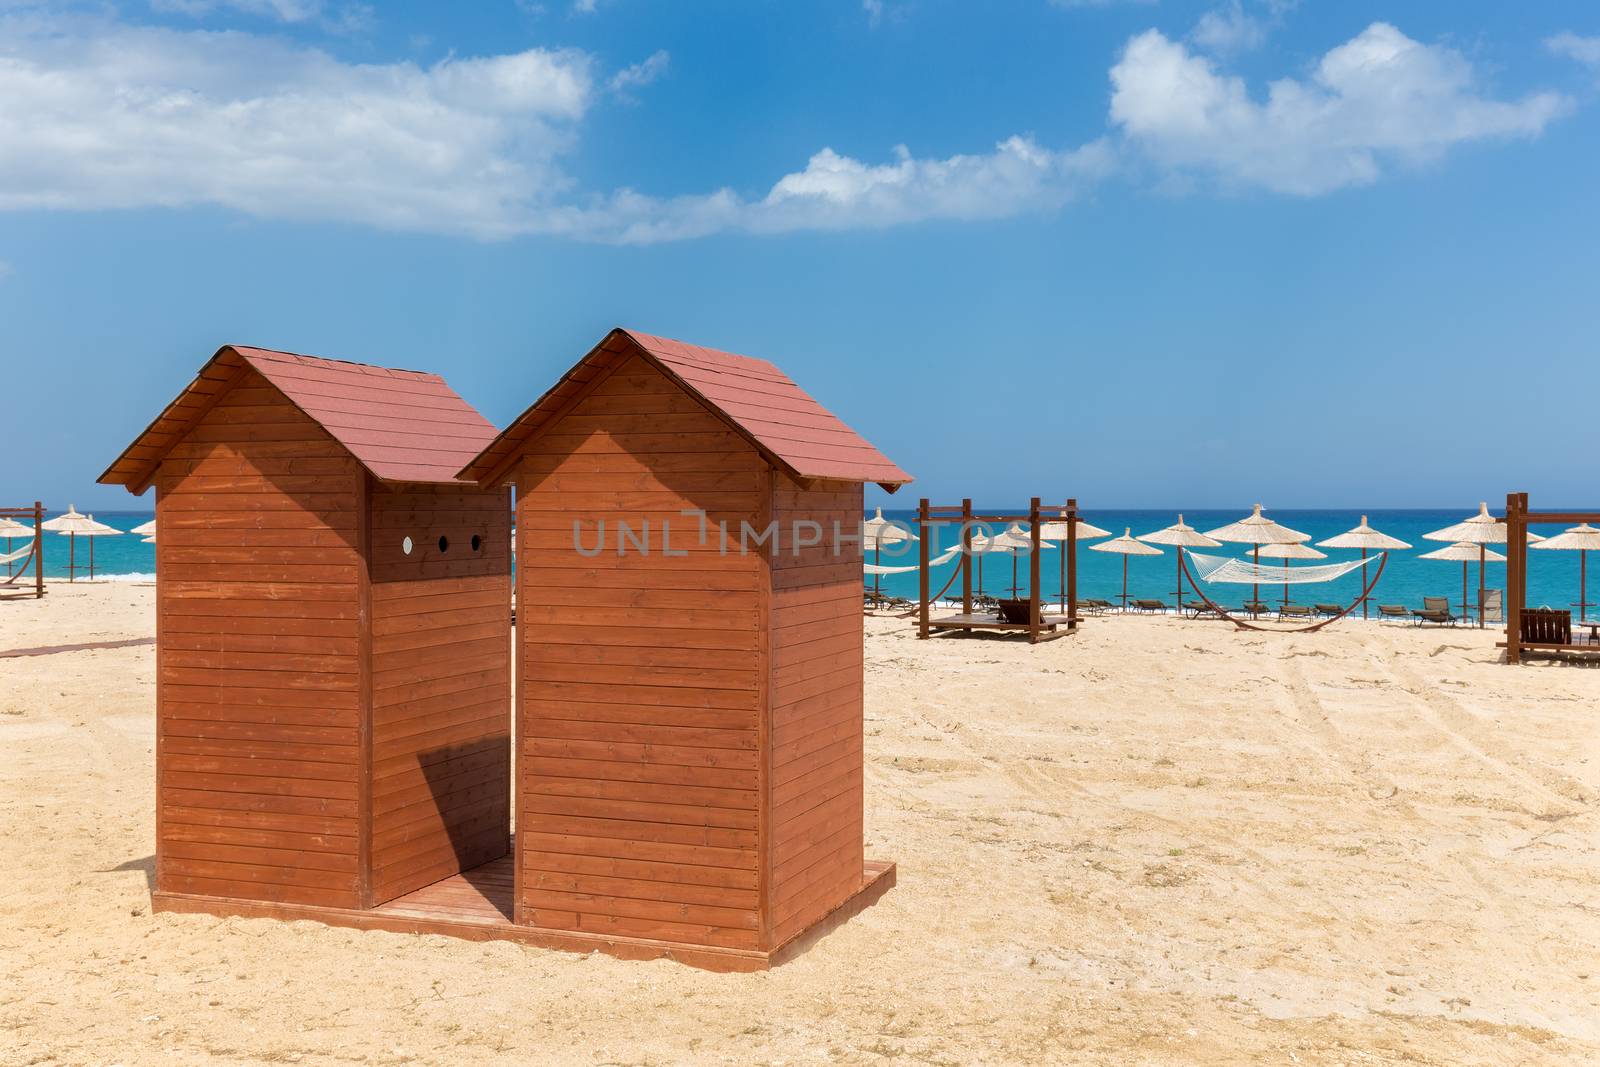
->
[154,371,365,908]
[368,483,513,904]
[515,355,766,950]
[767,475,865,948]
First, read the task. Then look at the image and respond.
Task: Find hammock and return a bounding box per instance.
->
[864,544,962,575]
[0,540,33,565]
[1186,550,1382,586]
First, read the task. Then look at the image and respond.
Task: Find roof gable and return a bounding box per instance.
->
[99,345,499,493]
[459,328,912,491]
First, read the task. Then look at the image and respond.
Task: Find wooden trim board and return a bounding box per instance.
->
[150,859,895,973]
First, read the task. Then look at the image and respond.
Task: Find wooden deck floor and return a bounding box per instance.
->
[375,854,514,925]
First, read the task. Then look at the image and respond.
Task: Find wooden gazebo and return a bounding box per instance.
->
[100,346,512,912]
[1501,492,1600,662]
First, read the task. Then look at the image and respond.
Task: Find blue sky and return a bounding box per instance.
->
[2,0,1597,512]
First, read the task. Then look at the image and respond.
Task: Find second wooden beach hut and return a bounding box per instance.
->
[458,327,911,966]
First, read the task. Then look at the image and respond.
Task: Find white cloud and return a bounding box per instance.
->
[0,260,12,281]
[542,137,1117,244]
[0,11,1572,244]
[0,13,593,238]
[572,0,599,13]
[608,49,668,96]
[1191,1,1266,54]
[863,0,883,27]
[1547,32,1600,70]
[149,0,374,32]
[1110,23,1570,195]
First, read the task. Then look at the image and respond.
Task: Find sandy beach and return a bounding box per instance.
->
[2,582,1597,1065]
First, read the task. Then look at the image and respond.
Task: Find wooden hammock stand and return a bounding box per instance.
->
[1501,492,1600,663]
[916,497,1080,644]
[0,502,45,600]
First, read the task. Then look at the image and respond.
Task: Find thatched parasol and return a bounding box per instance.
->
[1419,541,1505,622]
[1036,510,1111,613]
[1424,503,1542,628]
[42,505,102,582]
[1531,523,1600,622]
[1204,505,1309,615]
[130,519,157,537]
[1317,515,1411,619]
[1089,528,1162,611]
[862,507,916,602]
[1138,515,1222,614]
[0,516,30,578]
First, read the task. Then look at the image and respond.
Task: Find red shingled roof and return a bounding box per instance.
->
[100,345,499,493]
[458,328,912,491]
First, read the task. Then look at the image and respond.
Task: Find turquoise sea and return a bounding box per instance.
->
[17,506,1598,619]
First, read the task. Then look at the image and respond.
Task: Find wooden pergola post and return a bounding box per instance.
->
[1505,491,1526,664]
[1028,497,1042,644]
[33,502,43,600]
[1066,498,1078,632]
[917,498,930,640]
[961,498,972,617]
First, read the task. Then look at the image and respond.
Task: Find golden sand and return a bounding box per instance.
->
[2,583,1597,1065]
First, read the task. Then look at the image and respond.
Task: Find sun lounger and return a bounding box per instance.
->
[1187,600,1221,618]
[1079,598,1114,615]
[1239,600,1271,617]
[1313,603,1345,617]
[1377,604,1410,621]
[1132,599,1168,613]
[1412,596,1457,626]
[1278,604,1314,620]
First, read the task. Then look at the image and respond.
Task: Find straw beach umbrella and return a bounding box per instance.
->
[1204,505,1309,616]
[1257,541,1327,608]
[1137,515,1221,614]
[1038,510,1111,613]
[1317,516,1411,619]
[1090,528,1162,611]
[1531,523,1600,622]
[130,519,156,537]
[862,507,916,602]
[1419,542,1504,622]
[42,505,101,582]
[0,516,29,578]
[967,528,1018,599]
[1423,503,1542,629]
[82,515,123,580]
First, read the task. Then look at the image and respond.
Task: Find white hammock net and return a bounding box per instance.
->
[1186,550,1382,586]
[864,544,961,575]
[0,540,33,565]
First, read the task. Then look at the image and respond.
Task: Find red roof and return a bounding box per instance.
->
[100,345,499,492]
[459,328,912,491]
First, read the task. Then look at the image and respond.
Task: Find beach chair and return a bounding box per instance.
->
[1239,600,1271,617]
[1474,589,1503,624]
[1132,599,1168,614]
[1278,604,1314,621]
[1187,600,1221,619]
[1412,596,1456,626]
[1377,604,1410,622]
[1079,598,1113,615]
[1313,603,1345,618]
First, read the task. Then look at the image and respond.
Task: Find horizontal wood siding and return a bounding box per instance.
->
[516,355,765,949]
[767,476,865,947]
[155,373,364,909]
[368,482,513,905]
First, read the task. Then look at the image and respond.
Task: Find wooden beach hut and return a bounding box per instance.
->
[456,327,910,968]
[99,345,512,912]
